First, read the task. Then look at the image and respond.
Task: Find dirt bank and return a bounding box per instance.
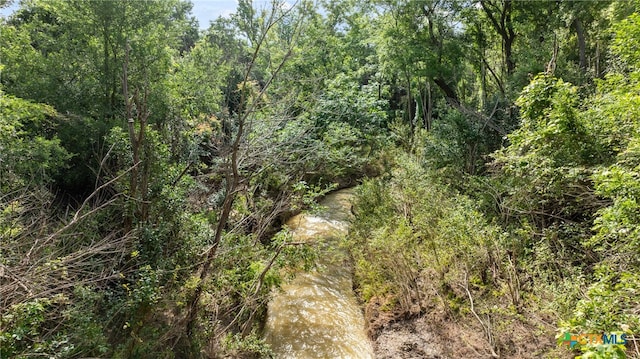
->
[365,296,560,359]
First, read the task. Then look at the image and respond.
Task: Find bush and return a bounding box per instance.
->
[349,154,505,313]
[0,90,70,191]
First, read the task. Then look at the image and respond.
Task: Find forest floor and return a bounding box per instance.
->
[370,314,448,359]
[365,295,562,359]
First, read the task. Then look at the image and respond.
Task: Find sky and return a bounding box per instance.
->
[191,0,237,27]
[0,0,240,29]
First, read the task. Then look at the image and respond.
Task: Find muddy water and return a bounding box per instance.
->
[264,189,374,358]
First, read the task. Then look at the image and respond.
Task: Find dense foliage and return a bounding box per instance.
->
[1,0,640,358]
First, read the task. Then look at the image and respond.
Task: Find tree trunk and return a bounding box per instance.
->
[103,24,110,118]
[481,56,487,108]
[504,34,515,75]
[405,71,415,137]
[122,43,136,233]
[434,77,459,105]
[504,0,515,75]
[480,0,516,76]
[426,81,432,131]
[181,5,301,345]
[573,18,587,72]
[595,41,602,78]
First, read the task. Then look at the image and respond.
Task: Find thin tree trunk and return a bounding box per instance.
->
[405,71,414,138]
[481,57,487,108]
[103,25,110,117]
[574,18,587,72]
[418,81,427,131]
[595,41,601,78]
[181,4,303,345]
[122,42,136,233]
[426,81,432,131]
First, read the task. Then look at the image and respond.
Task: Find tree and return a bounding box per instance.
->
[0,89,69,192]
[479,0,515,76]
[2,0,193,118]
[374,0,466,136]
[182,0,310,347]
[1,0,198,194]
[492,75,600,229]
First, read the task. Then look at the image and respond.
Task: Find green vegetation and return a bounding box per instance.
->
[1,0,640,358]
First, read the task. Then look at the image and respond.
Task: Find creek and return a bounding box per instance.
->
[264,189,374,358]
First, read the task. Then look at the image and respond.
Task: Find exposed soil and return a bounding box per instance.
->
[365,295,560,359]
[372,316,447,359]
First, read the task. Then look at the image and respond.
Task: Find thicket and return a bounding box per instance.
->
[0,1,386,357]
[348,7,640,357]
[2,0,640,358]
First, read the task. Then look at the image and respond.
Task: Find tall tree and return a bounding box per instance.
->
[182,0,311,347]
[479,0,515,76]
[375,0,465,134]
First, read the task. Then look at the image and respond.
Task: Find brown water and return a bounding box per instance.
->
[264,189,374,358]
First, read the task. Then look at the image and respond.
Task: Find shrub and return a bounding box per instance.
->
[349,154,504,313]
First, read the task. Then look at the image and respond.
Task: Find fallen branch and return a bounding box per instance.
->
[460,271,499,358]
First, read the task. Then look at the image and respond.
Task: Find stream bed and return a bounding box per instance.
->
[264,189,374,358]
